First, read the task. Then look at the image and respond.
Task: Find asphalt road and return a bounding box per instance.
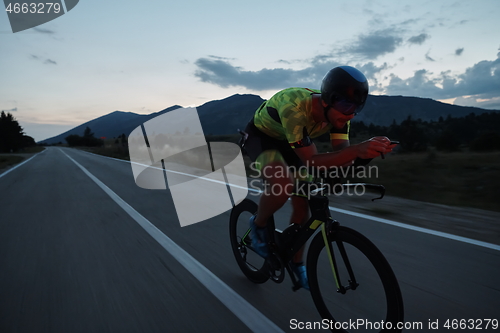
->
[1,147,499,332]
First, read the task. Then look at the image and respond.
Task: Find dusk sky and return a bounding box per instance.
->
[1,0,499,142]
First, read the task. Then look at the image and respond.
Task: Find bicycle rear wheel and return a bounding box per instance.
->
[229,199,269,284]
[307,226,404,332]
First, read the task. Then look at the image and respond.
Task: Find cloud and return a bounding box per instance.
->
[358,62,389,78]
[207,55,236,61]
[194,51,500,110]
[357,62,389,91]
[30,54,57,65]
[194,57,390,93]
[408,33,430,45]
[385,52,500,104]
[33,27,55,34]
[194,58,335,90]
[454,54,500,98]
[192,18,499,110]
[1,107,17,112]
[305,29,404,64]
[453,96,500,110]
[386,69,442,97]
[346,29,403,59]
[400,19,419,26]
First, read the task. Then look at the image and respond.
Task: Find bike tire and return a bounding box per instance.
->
[229,199,269,284]
[307,226,404,332]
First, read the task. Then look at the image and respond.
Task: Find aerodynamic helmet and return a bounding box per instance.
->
[320,66,369,115]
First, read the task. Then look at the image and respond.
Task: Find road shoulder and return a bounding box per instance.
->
[328,193,500,246]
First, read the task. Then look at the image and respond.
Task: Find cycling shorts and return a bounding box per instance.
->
[244,119,312,181]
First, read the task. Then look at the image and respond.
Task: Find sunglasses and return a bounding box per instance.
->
[331,99,363,116]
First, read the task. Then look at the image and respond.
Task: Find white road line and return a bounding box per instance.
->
[74,148,500,251]
[0,149,46,179]
[59,149,284,333]
[329,206,500,251]
[79,148,253,191]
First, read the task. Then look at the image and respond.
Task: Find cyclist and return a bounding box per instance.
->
[243,66,397,290]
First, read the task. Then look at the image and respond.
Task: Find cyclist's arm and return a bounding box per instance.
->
[331,139,352,166]
[331,138,349,152]
[330,122,350,152]
[294,137,393,168]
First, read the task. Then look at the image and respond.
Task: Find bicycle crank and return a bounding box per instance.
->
[266,252,285,283]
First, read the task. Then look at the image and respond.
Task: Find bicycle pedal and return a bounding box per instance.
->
[266,254,285,283]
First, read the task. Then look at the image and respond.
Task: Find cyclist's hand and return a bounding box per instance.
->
[355,137,394,159]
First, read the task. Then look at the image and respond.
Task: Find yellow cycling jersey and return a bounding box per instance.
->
[253,87,349,148]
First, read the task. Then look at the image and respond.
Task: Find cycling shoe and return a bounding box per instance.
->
[249,215,269,258]
[291,262,310,290]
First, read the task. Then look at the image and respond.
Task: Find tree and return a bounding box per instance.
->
[82,126,103,147]
[395,116,428,152]
[120,133,127,146]
[83,126,94,139]
[0,111,35,152]
[65,126,103,147]
[435,130,461,151]
[470,132,500,151]
[65,134,84,146]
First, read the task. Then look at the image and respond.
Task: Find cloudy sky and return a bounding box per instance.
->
[1,0,499,141]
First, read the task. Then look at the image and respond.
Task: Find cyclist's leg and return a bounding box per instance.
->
[280,146,311,263]
[243,120,294,228]
[254,153,293,227]
[289,195,310,290]
[248,152,293,258]
[290,195,309,262]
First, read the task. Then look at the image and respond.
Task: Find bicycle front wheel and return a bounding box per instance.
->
[229,199,269,284]
[307,226,404,332]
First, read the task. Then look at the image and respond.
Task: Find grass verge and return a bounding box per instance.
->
[0,146,45,170]
[74,137,500,213]
[0,156,25,170]
[361,150,500,212]
[19,146,46,154]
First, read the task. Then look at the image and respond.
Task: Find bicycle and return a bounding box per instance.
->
[229,178,404,332]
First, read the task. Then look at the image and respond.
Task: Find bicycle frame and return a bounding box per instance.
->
[268,192,331,261]
[265,181,385,292]
[230,176,404,329]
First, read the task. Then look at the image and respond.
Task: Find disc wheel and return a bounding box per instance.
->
[229,199,269,284]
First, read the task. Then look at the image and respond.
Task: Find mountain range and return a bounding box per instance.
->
[39,93,499,144]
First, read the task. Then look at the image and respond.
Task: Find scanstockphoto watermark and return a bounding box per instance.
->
[4,1,80,33]
[249,160,379,180]
[290,318,425,331]
[248,161,379,198]
[128,107,249,227]
[290,318,499,331]
[250,179,369,198]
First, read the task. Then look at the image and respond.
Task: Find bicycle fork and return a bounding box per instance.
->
[321,220,359,294]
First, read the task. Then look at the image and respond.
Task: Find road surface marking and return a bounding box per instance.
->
[0,149,46,179]
[59,148,284,333]
[328,206,500,251]
[76,148,500,251]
